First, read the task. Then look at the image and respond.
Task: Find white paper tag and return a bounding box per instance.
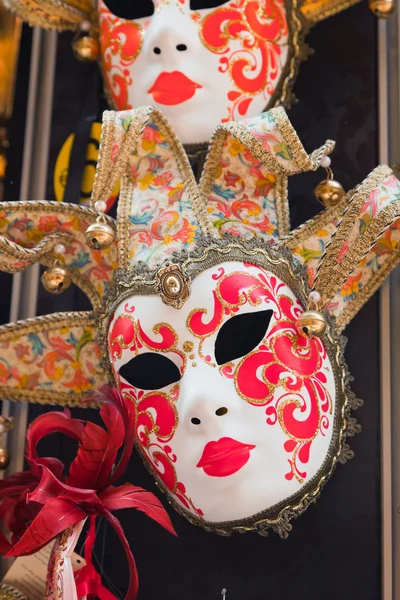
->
[2,545,86,600]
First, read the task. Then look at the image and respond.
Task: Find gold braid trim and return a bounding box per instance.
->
[201,106,335,185]
[275,175,290,237]
[272,0,303,108]
[280,194,348,253]
[0,231,71,270]
[335,245,400,332]
[0,310,94,339]
[301,0,362,23]
[0,584,27,600]
[3,0,91,30]
[273,106,336,172]
[313,165,395,305]
[0,198,115,221]
[91,109,116,208]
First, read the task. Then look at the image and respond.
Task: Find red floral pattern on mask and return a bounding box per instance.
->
[99,2,143,110]
[200,0,288,119]
[109,313,203,515]
[188,267,332,483]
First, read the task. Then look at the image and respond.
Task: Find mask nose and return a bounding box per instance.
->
[143,6,197,64]
[152,43,188,56]
[190,406,228,427]
[183,388,233,435]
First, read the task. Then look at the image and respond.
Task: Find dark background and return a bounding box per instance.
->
[4,2,381,598]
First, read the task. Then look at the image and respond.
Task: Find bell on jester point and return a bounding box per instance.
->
[72,20,100,62]
[296,310,328,339]
[369,0,395,18]
[41,264,71,294]
[84,221,115,250]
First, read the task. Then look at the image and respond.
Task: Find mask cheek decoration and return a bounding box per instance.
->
[200,0,290,118]
[108,307,204,514]
[99,0,145,110]
[187,266,333,486]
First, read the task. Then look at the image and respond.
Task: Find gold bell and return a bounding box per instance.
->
[314,177,345,207]
[85,221,115,250]
[369,0,395,17]
[41,265,71,294]
[0,447,10,470]
[72,36,100,61]
[296,310,327,339]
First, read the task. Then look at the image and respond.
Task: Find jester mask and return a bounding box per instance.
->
[4,0,361,144]
[0,106,399,535]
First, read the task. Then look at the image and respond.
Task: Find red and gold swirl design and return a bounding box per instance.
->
[188,267,332,483]
[109,311,203,515]
[99,2,143,110]
[200,0,289,118]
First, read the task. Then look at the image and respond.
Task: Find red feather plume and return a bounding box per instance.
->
[0,387,176,599]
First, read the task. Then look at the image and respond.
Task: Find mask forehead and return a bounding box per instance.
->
[98,0,300,144]
[108,259,339,528]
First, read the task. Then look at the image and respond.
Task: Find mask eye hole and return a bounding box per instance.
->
[102,0,154,19]
[119,352,180,390]
[214,310,273,366]
[190,0,229,9]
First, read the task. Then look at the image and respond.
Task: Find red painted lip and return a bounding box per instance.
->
[147,71,202,106]
[196,437,256,477]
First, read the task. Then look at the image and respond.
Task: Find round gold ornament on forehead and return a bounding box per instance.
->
[155,263,191,309]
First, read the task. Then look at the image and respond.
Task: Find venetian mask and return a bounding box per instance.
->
[0,106,399,534]
[4,0,362,145]
[98,0,294,144]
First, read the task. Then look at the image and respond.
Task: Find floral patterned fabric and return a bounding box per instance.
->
[125,119,200,268]
[0,313,107,405]
[202,107,334,242]
[204,136,282,242]
[0,203,117,306]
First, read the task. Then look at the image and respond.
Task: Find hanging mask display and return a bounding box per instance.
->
[3,0,368,145]
[0,106,399,535]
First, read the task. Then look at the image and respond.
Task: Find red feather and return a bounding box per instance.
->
[101,483,176,537]
[28,466,100,508]
[26,410,85,464]
[100,507,139,599]
[95,387,136,487]
[67,401,124,491]
[6,498,86,557]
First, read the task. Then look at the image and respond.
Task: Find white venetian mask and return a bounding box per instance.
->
[109,259,336,526]
[99,0,292,144]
